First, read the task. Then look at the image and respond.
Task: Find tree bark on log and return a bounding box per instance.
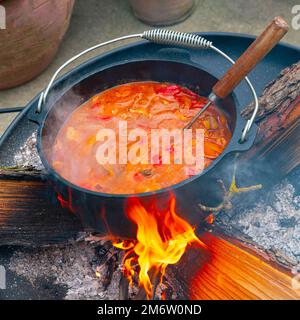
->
[0,61,299,247]
[241,61,300,177]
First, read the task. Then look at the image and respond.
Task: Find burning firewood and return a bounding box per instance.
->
[169,232,300,300]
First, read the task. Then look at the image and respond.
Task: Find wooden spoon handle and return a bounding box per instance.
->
[212,16,288,99]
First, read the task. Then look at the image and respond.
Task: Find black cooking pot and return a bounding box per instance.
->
[27,57,256,238]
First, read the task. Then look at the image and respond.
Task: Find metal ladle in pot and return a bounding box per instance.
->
[184,16,289,139]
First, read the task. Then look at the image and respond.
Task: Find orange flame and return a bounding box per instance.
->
[205,213,214,224]
[161,291,166,300]
[57,194,69,209]
[56,187,75,212]
[114,194,207,299]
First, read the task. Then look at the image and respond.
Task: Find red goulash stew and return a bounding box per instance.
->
[52,82,232,194]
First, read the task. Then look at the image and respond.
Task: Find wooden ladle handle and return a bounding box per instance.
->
[212,16,288,99]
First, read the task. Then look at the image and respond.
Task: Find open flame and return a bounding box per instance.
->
[113,194,207,299]
[56,191,300,300]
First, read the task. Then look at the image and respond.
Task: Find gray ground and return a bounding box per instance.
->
[8,242,120,300]
[0,0,300,300]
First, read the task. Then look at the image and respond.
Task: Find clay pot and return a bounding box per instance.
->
[0,0,75,89]
[128,0,197,26]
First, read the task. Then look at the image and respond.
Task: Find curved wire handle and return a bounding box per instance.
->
[37,30,258,143]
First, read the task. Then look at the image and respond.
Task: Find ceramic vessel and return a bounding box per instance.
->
[0,0,74,89]
[129,0,197,26]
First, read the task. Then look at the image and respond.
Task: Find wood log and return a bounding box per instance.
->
[241,61,300,177]
[168,232,300,300]
[0,175,83,246]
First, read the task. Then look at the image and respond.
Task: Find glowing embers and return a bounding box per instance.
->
[114,194,206,299]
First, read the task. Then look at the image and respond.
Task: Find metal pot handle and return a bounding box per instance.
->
[0,107,24,114]
[36,30,258,143]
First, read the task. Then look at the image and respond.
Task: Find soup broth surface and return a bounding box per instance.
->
[52,82,232,194]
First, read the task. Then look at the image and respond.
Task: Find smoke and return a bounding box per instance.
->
[41,84,85,165]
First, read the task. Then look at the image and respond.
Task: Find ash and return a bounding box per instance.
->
[8,239,180,300]
[220,181,300,266]
[14,131,44,170]
[9,242,121,300]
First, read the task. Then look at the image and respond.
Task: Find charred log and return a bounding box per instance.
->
[0,172,83,246]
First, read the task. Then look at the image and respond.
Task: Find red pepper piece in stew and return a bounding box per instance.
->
[155,84,182,96]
